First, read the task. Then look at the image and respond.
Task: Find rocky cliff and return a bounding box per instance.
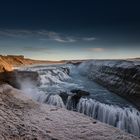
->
[0,57,13,72]
[78,60,140,109]
[0,84,139,140]
[0,55,62,72]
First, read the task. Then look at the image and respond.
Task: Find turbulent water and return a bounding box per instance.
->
[16,63,140,137]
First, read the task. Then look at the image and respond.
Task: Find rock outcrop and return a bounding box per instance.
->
[59,89,90,109]
[0,55,62,73]
[0,55,65,87]
[0,84,139,140]
[78,60,140,110]
[0,57,13,72]
[0,71,39,89]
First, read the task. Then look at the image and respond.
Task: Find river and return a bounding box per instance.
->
[16,63,140,137]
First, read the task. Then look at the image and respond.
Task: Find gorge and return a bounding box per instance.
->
[14,59,140,137]
[0,55,140,139]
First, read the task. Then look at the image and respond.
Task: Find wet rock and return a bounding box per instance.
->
[59,90,90,107]
[59,92,69,104]
[61,67,70,75]
[66,89,90,109]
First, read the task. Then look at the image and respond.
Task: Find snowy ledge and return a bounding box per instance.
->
[0,84,139,140]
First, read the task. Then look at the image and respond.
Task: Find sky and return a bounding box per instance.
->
[0,0,140,60]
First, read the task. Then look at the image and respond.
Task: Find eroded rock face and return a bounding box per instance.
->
[0,57,13,72]
[0,55,64,70]
[78,60,140,110]
[0,84,139,140]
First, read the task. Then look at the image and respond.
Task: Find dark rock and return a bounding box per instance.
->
[61,67,70,75]
[70,89,90,97]
[59,90,90,109]
[68,89,90,109]
[59,92,69,104]
[0,70,39,89]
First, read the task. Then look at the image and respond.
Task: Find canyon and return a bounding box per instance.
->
[0,55,140,139]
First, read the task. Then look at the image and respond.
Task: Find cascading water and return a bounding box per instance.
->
[77,98,140,136]
[16,63,140,137]
[36,92,65,108]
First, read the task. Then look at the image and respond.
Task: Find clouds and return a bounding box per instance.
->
[43,31,76,43]
[0,29,96,43]
[53,38,76,43]
[83,37,96,41]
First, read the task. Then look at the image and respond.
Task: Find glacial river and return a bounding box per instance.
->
[17,63,140,137]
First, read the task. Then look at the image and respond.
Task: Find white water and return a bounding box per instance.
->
[77,98,140,136]
[16,63,140,137]
[38,94,65,108]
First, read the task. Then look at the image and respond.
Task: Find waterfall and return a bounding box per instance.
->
[66,96,76,110]
[17,64,140,137]
[37,93,65,108]
[46,94,65,108]
[39,68,70,87]
[36,91,140,136]
[77,98,140,136]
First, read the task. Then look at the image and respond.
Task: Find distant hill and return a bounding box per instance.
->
[0,55,61,72]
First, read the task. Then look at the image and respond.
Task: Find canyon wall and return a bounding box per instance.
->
[78,60,140,109]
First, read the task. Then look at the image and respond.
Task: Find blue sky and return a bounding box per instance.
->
[0,0,140,60]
